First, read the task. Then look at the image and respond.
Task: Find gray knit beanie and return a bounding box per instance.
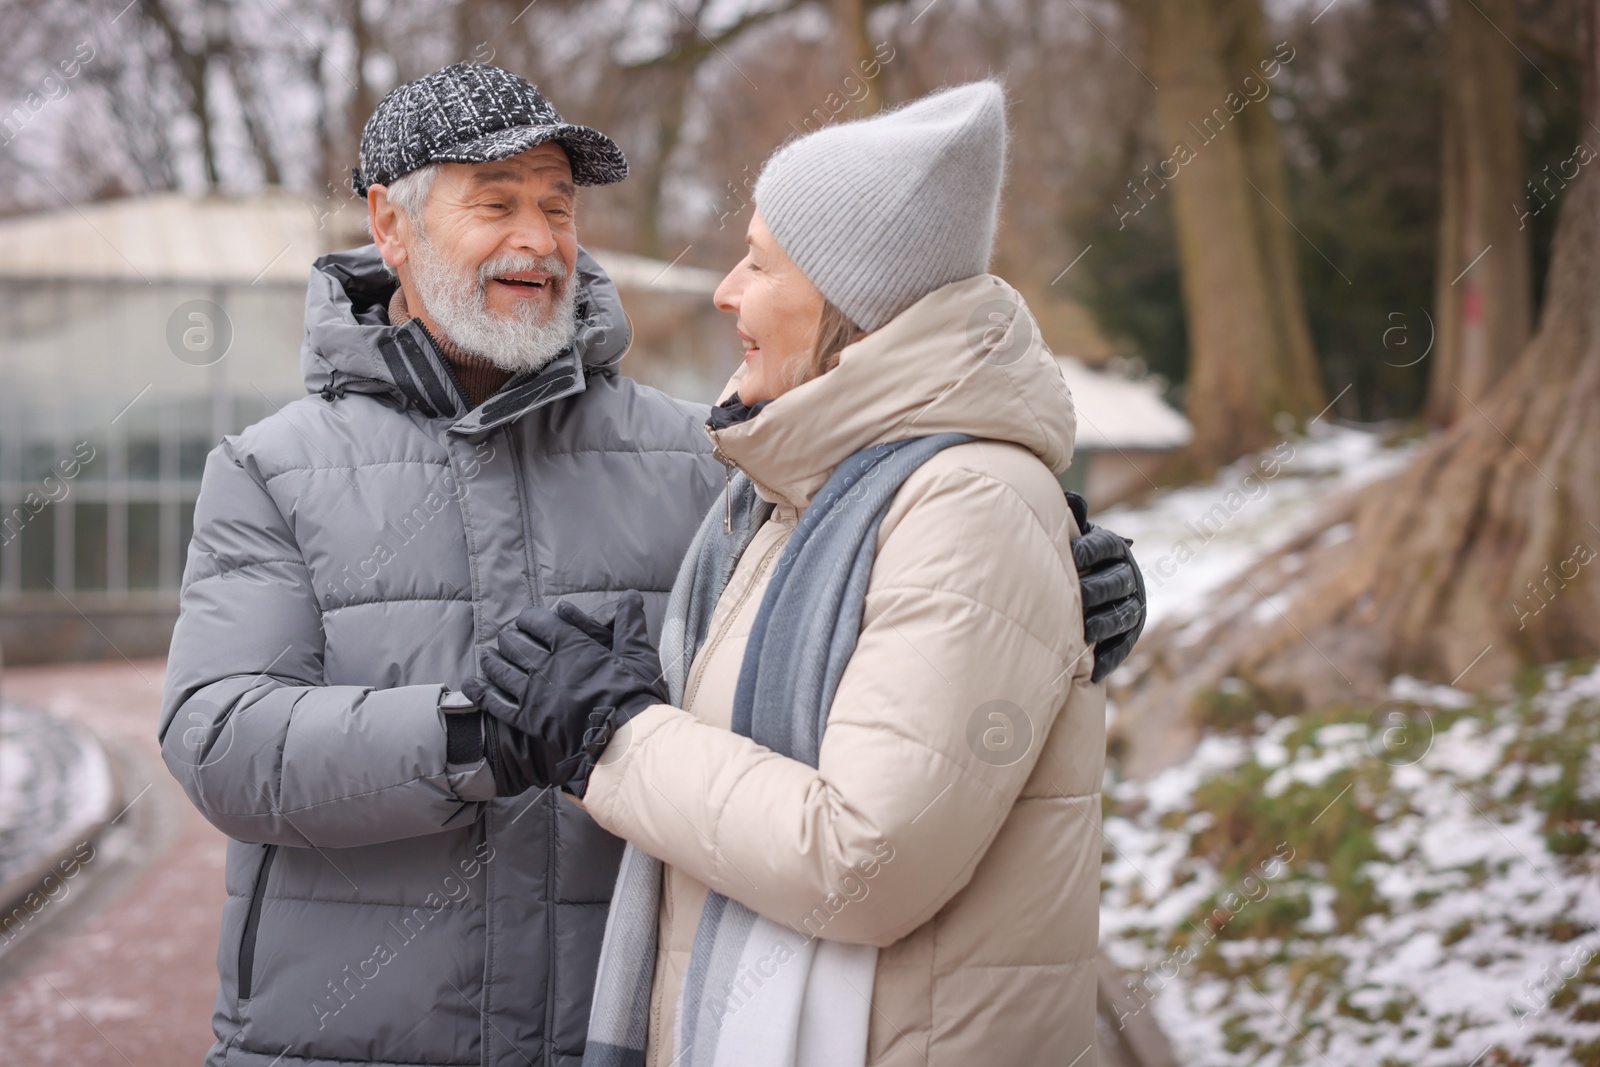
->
[752,80,1008,332]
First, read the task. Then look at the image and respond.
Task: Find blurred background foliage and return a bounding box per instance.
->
[0,0,1585,425]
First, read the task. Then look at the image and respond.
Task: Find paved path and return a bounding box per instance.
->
[0,658,224,1067]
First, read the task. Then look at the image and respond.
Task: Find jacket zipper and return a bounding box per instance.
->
[651,875,671,1067]
[504,428,546,608]
[544,789,558,1065]
[499,421,556,1062]
[710,443,785,526]
[435,354,473,415]
[237,844,277,1000]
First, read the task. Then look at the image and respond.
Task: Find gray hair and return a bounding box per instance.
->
[367,163,440,274]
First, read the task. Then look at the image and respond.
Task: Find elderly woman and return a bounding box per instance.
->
[465,81,1138,1067]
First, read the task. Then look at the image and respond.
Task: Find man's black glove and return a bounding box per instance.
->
[461,590,668,798]
[1066,491,1146,683]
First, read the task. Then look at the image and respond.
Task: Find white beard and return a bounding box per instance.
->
[408,240,580,375]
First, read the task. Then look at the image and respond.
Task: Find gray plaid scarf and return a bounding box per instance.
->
[583,433,972,1067]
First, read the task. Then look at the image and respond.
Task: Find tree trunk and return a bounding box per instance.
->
[633,63,694,259]
[143,0,222,190]
[616,0,802,256]
[345,0,378,169]
[1217,0,1321,423]
[1426,0,1532,426]
[223,51,284,187]
[833,0,884,114]
[1143,0,1324,469]
[1109,1,1600,778]
[1180,0,1600,705]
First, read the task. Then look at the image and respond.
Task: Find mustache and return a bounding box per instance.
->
[476,252,569,291]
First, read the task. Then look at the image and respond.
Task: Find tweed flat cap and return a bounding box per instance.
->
[352,63,627,195]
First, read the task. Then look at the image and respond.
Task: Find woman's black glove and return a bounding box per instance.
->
[461,591,667,797]
[1066,491,1147,683]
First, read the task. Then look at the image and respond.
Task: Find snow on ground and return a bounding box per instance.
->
[0,704,114,889]
[1099,423,1419,632]
[1094,424,1600,1063]
[1100,661,1600,1066]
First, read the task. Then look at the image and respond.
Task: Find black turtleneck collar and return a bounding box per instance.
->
[706,393,772,431]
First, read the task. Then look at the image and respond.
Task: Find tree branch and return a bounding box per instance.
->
[626,0,803,70]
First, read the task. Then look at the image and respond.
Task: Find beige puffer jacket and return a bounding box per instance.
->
[582,273,1105,1067]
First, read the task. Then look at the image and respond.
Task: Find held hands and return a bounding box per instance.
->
[462,495,1144,798]
[1065,491,1147,683]
[462,590,668,798]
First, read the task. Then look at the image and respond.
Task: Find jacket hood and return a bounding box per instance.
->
[300,243,632,434]
[708,273,1077,510]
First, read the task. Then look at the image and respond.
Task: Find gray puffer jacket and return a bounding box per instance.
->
[159,245,723,1067]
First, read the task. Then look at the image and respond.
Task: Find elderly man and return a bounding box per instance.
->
[159,63,1144,1067]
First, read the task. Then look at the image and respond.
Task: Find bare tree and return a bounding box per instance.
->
[606,0,803,257]
[138,0,227,188]
[219,33,288,186]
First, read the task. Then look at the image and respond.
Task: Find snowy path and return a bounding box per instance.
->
[0,659,224,1066]
[0,703,114,894]
[1098,425,1416,635]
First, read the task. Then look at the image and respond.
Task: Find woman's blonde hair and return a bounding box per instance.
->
[786,298,864,391]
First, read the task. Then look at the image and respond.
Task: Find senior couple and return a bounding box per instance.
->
[159,63,1144,1067]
